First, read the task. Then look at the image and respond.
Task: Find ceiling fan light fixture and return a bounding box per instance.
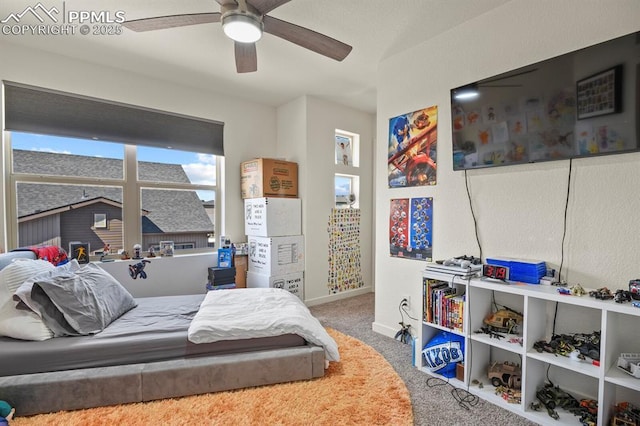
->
[222,12,263,43]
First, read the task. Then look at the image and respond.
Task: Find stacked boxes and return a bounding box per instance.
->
[241,158,298,199]
[243,192,304,300]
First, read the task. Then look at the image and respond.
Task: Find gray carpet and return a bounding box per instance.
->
[309,292,538,426]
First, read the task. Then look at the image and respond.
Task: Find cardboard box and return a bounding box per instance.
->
[248,235,304,275]
[241,158,298,199]
[247,271,304,300]
[244,197,301,237]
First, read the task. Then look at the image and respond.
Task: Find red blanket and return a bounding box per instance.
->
[26,246,69,266]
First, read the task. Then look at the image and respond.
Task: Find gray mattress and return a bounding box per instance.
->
[0,294,305,377]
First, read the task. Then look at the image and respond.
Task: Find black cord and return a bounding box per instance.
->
[401,304,419,321]
[553,158,573,335]
[426,376,480,410]
[491,291,498,312]
[558,158,573,284]
[395,300,413,344]
[464,169,483,261]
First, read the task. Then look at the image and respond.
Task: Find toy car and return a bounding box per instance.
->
[615,290,633,303]
[483,307,523,334]
[536,383,579,412]
[589,287,613,300]
[487,361,522,389]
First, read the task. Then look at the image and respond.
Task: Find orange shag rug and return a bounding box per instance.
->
[12,329,413,426]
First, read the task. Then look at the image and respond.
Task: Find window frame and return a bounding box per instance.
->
[93,213,107,229]
[3,132,222,257]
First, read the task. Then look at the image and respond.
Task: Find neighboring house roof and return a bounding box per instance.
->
[18,196,148,222]
[14,150,213,233]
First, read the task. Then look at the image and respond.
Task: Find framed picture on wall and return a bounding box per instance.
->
[159,241,174,257]
[576,65,622,120]
[335,134,353,166]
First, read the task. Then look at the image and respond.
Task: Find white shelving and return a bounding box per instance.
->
[417,270,640,426]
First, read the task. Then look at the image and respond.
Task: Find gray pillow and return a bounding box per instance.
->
[14,263,137,336]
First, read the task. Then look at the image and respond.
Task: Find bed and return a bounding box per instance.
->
[0,252,336,416]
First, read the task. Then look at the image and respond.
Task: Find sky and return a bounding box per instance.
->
[11,132,217,187]
[13,132,349,200]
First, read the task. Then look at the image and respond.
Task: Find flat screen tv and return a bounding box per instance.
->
[450,30,639,171]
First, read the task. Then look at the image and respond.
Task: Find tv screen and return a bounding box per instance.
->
[450,30,639,171]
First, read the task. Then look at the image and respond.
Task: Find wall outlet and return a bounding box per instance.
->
[401,295,411,311]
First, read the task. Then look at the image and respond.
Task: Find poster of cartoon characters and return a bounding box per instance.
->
[390,197,433,261]
[388,106,437,188]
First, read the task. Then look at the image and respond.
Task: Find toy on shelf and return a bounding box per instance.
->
[614,289,635,304]
[487,361,521,389]
[532,382,580,420]
[483,306,522,334]
[588,287,613,300]
[533,331,601,361]
[571,284,586,296]
[559,284,586,296]
[611,402,640,426]
[617,353,640,378]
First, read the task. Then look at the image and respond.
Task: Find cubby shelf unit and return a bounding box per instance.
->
[417,270,640,426]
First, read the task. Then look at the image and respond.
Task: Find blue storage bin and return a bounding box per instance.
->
[486,257,546,284]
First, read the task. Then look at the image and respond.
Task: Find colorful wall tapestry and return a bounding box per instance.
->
[390,197,433,261]
[388,106,438,187]
[328,208,363,293]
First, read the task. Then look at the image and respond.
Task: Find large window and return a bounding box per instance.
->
[334,129,360,208]
[8,132,219,257]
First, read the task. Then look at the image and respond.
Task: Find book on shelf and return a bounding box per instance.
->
[423,277,465,331]
[423,278,447,323]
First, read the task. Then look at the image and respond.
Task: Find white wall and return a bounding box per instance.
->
[278,96,375,304]
[0,42,375,303]
[0,41,278,246]
[373,0,640,337]
[98,255,212,297]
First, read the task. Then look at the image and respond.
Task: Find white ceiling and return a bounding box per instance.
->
[0,0,509,113]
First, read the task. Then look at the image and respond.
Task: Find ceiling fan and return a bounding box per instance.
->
[122,0,353,73]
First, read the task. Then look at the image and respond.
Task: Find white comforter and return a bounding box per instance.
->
[188,288,340,363]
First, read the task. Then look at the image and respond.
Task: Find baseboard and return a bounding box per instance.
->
[371,321,398,339]
[304,286,373,307]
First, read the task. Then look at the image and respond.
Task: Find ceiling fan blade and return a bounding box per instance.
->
[122,13,221,32]
[235,42,258,73]
[213,0,238,6]
[263,15,352,62]
[248,0,291,15]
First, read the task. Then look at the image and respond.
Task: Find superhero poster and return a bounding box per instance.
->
[388,106,437,188]
[389,197,433,261]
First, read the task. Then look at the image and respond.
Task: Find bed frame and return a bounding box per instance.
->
[0,251,325,416]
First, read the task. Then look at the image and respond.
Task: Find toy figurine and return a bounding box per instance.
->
[148,246,156,258]
[133,244,142,259]
[120,250,130,260]
[0,400,14,426]
[129,260,151,279]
